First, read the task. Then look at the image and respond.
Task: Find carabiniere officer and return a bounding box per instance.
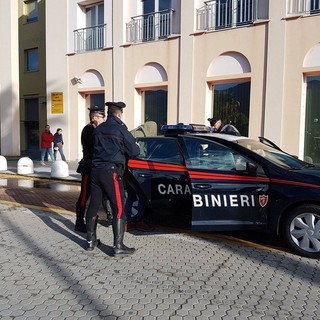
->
[85,101,140,256]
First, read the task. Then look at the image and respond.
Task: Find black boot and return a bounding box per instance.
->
[75,203,86,232]
[86,216,100,251]
[102,198,113,227]
[113,219,135,256]
[75,219,86,233]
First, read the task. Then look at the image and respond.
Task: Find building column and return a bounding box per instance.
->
[0,1,20,156]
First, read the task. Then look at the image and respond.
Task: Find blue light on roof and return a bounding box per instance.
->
[161,124,193,131]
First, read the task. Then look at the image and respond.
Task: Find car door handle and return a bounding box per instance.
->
[138,173,153,178]
[193,184,212,190]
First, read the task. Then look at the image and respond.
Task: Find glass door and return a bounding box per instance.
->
[304,76,320,164]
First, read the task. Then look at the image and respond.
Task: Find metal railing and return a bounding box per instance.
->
[74,24,106,53]
[287,0,320,14]
[197,0,258,31]
[126,9,174,43]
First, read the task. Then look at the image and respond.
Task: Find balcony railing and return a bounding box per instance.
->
[287,0,320,14]
[197,0,259,31]
[126,9,174,43]
[74,24,106,53]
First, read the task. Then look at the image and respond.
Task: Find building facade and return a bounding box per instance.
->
[1,0,320,164]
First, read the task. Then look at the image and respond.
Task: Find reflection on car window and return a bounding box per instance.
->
[136,138,184,165]
[237,139,307,169]
[183,137,249,171]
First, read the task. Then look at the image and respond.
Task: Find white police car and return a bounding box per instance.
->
[127,124,320,258]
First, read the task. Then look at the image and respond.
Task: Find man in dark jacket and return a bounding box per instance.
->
[208,117,241,136]
[85,101,140,256]
[75,106,112,232]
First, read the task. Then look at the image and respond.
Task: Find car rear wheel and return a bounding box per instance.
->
[283,205,320,258]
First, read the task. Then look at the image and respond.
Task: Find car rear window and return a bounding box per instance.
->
[136,138,184,165]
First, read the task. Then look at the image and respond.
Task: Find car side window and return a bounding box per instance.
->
[137,138,184,165]
[184,137,249,171]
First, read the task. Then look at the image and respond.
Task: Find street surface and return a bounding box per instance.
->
[0,163,319,319]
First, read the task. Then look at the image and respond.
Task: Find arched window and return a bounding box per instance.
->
[135,63,168,133]
[207,52,251,136]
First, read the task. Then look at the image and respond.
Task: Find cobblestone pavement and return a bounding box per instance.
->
[0,163,319,319]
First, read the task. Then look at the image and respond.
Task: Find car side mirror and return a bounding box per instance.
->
[246,162,258,175]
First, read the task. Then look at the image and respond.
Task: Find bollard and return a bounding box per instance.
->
[51,160,69,178]
[17,157,34,175]
[0,155,7,171]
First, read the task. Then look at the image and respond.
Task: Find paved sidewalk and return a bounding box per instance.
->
[0,204,319,319]
[0,158,319,319]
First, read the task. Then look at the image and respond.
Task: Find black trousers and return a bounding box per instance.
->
[86,167,125,224]
[75,173,91,222]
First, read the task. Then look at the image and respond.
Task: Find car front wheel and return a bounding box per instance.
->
[283,205,320,258]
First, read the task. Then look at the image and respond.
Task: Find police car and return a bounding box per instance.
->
[127,124,320,258]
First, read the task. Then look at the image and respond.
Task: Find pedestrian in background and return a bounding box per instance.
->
[53,128,66,161]
[85,101,140,255]
[75,106,113,233]
[40,124,54,166]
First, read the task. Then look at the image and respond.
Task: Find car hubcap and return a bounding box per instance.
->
[290,213,320,252]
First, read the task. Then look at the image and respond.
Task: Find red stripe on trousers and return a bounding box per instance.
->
[80,174,89,207]
[113,172,123,219]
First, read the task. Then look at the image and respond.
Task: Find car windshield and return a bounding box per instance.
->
[237,139,311,170]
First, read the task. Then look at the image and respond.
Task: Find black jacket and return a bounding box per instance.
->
[92,115,140,168]
[81,122,95,161]
[76,122,95,175]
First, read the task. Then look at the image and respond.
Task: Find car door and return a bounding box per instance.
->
[180,136,271,231]
[127,137,192,212]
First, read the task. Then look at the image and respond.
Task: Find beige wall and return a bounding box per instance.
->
[68,50,113,161]
[123,38,180,128]
[42,0,320,162]
[191,23,268,139]
[281,15,320,157]
[0,1,20,156]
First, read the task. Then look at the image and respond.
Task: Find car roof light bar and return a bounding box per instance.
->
[161,123,211,136]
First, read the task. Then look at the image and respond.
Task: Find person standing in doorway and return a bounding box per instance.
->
[85,101,140,256]
[40,124,54,166]
[53,128,66,161]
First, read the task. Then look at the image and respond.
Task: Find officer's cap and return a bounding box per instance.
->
[88,105,105,114]
[207,117,220,126]
[105,101,126,109]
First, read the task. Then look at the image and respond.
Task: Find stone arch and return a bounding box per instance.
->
[79,69,105,88]
[303,44,320,67]
[135,62,168,84]
[207,52,251,77]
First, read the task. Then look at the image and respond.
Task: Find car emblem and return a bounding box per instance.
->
[259,195,268,207]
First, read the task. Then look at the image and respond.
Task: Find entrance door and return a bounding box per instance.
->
[213,81,250,136]
[23,98,39,159]
[144,89,167,134]
[304,76,320,164]
[89,93,105,109]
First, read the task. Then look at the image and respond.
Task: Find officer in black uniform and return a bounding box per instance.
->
[85,101,140,255]
[75,105,112,232]
[208,117,241,136]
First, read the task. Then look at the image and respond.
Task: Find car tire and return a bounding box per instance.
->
[282,205,320,258]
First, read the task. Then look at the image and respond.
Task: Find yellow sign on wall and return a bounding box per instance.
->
[51,92,63,114]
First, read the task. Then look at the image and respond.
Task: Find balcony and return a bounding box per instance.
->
[126,9,174,44]
[287,0,320,15]
[196,0,263,31]
[74,24,106,53]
